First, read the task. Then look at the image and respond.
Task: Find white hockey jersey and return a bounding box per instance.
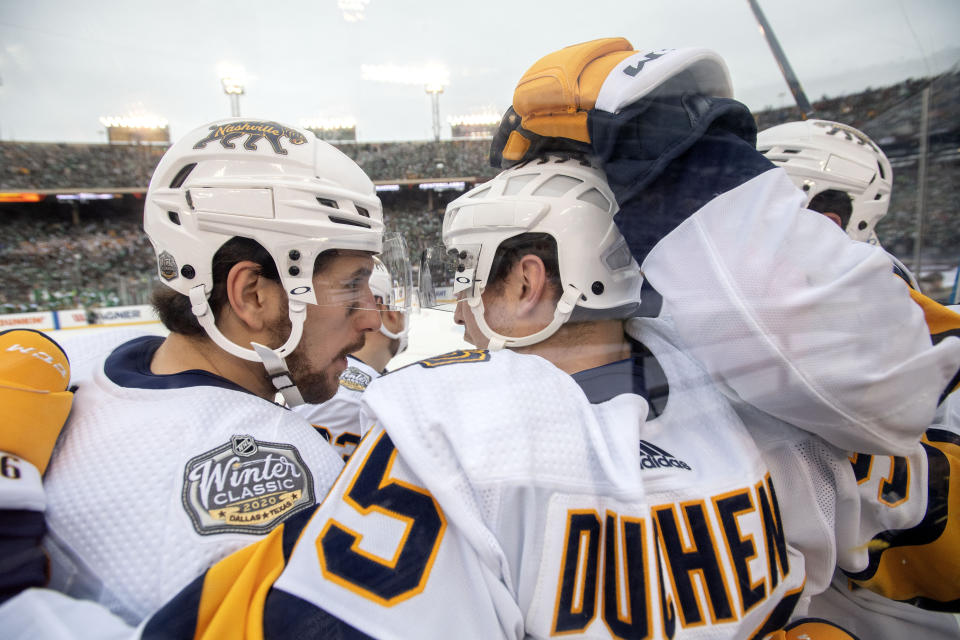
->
[799,389,960,639]
[42,335,344,624]
[292,355,380,460]
[640,168,960,457]
[4,148,960,639]
[122,165,960,639]
[263,322,810,639]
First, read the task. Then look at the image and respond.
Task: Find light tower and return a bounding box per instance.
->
[425,82,444,142]
[361,62,449,141]
[218,65,246,117]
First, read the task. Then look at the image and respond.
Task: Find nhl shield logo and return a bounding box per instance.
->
[158,251,178,281]
[232,435,258,457]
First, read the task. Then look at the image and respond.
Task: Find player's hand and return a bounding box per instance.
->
[490,38,634,166]
[0,329,73,474]
[490,37,733,168]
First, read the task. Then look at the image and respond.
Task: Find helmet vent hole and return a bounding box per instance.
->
[469,185,492,199]
[504,174,536,195]
[329,216,371,229]
[167,211,181,225]
[877,161,887,180]
[602,239,633,270]
[356,205,370,218]
[532,175,582,197]
[874,194,882,200]
[783,148,801,154]
[578,188,611,212]
[317,197,339,209]
[169,163,197,188]
[858,221,868,230]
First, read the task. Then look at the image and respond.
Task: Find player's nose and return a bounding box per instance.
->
[453,298,466,326]
[356,304,381,332]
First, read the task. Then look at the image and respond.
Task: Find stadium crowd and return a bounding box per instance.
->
[1,142,165,190]
[753,70,960,152]
[1,72,957,312]
[1,139,495,190]
[0,214,155,314]
[337,139,496,181]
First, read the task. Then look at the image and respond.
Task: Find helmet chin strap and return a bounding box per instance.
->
[379,322,403,341]
[377,304,410,354]
[468,286,581,351]
[380,322,409,354]
[188,285,307,406]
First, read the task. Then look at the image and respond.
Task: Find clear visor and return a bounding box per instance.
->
[419,244,481,312]
[312,231,413,313]
[376,233,415,316]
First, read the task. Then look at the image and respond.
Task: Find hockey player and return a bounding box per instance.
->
[3,42,960,640]
[0,329,73,601]
[758,118,960,398]
[488,38,960,633]
[758,119,960,637]
[294,257,410,460]
[37,117,395,624]
[127,146,958,639]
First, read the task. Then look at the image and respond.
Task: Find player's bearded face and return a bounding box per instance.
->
[273,252,379,404]
[283,327,366,405]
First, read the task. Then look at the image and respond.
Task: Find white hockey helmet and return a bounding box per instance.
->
[427,156,642,350]
[369,256,411,352]
[144,118,384,404]
[756,119,893,242]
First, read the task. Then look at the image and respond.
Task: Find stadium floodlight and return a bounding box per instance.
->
[447,110,502,139]
[218,64,246,117]
[99,114,170,144]
[338,0,370,22]
[361,62,449,141]
[300,117,358,142]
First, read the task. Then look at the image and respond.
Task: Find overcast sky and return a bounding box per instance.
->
[1,0,958,143]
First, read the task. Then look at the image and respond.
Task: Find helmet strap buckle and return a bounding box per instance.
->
[251,342,305,407]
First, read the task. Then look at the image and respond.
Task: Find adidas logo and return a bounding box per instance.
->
[639,440,691,471]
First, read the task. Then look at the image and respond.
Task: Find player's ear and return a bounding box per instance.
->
[224,260,284,332]
[515,254,550,316]
[381,308,405,334]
